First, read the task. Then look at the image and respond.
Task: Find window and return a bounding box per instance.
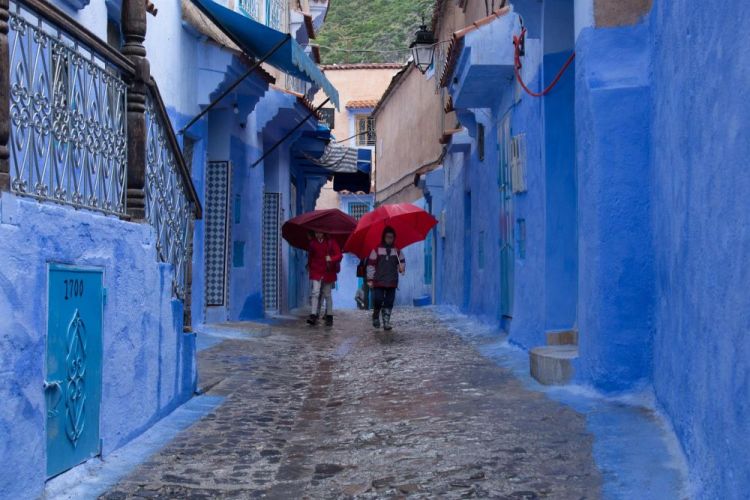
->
[319,108,335,129]
[238,0,260,20]
[266,0,285,30]
[356,115,376,146]
[348,202,370,221]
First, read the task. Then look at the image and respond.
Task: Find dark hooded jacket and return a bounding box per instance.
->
[366,228,406,288]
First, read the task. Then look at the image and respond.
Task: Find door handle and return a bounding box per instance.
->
[44,380,63,418]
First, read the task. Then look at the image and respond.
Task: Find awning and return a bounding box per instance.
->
[334,149,372,193]
[293,132,372,193]
[299,143,371,174]
[191,0,340,109]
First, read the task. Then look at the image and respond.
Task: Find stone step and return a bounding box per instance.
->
[529,345,579,385]
[546,329,579,346]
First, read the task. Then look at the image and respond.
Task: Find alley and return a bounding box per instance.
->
[102,309,601,499]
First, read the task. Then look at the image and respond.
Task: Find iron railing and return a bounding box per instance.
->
[2,0,201,305]
[145,86,196,300]
[7,0,129,215]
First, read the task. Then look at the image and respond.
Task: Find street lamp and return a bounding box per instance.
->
[410,18,436,74]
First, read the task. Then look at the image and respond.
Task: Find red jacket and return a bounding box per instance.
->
[308,237,343,283]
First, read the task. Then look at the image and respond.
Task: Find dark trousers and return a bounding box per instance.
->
[372,287,396,310]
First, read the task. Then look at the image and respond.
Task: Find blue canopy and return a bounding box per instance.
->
[192,0,340,109]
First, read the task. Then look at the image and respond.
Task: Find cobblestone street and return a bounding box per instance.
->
[102,309,601,499]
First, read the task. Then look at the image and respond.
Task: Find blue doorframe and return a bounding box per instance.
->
[46,264,103,478]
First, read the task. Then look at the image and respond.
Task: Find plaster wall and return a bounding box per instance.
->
[649,1,750,496]
[49,0,109,40]
[315,67,399,142]
[574,23,654,391]
[0,195,195,499]
[374,66,443,203]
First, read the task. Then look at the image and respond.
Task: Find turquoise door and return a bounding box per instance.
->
[499,118,514,318]
[46,265,103,478]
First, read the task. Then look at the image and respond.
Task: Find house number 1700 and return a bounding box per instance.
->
[64,279,84,300]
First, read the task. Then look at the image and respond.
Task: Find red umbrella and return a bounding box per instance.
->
[282,209,357,250]
[344,203,438,259]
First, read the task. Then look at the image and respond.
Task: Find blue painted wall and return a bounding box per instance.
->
[0,195,195,499]
[542,0,577,331]
[433,5,578,346]
[648,1,750,497]
[574,23,654,392]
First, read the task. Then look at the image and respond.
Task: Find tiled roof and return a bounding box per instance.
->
[321,63,405,71]
[346,99,379,109]
[439,6,511,88]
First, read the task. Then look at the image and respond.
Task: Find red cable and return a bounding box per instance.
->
[513,27,576,97]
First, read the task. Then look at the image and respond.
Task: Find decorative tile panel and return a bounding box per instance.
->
[204,161,230,306]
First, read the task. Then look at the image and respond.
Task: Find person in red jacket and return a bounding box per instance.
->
[306,231,343,326]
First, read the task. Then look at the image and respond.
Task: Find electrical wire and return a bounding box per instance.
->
[513,27,575,97]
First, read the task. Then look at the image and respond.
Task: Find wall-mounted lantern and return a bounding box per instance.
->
[409,19,436,74]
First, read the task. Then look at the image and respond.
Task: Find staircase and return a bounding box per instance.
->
[530,330,579,385]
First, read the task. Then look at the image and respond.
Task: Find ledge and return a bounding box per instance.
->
[447,11,520,109]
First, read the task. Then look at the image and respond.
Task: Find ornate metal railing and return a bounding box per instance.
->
[0,0,202,308]
[7,0,130,215]
[144,85,196,300]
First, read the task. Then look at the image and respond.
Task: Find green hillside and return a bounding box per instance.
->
[316,0,435,64]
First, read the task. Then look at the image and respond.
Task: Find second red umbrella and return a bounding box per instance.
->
[282,209,357,250]
[344,203,438,259]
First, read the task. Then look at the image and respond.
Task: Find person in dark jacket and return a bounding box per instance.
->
[366,226,405,330]
[307,231,342,326]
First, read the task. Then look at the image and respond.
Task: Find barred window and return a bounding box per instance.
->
[356,115,376,146]
[348,202,370,221]
[238,0,260,20]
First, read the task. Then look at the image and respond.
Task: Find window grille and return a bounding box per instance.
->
[348,202,369,220]
[238,0,260,20]
[356,115,376,146]
[266,0,285,30]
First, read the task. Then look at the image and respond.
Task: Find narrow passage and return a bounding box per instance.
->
[102,309,601,499]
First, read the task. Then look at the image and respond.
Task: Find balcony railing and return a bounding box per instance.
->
[7,0,130,215]
[0,0,202,306]
[145,85,196,300]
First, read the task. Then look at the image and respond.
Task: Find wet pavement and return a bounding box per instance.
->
[101,308,602,499]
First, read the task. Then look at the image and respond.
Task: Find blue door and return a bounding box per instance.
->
[498,117,514,318]
[46,265,103,478]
